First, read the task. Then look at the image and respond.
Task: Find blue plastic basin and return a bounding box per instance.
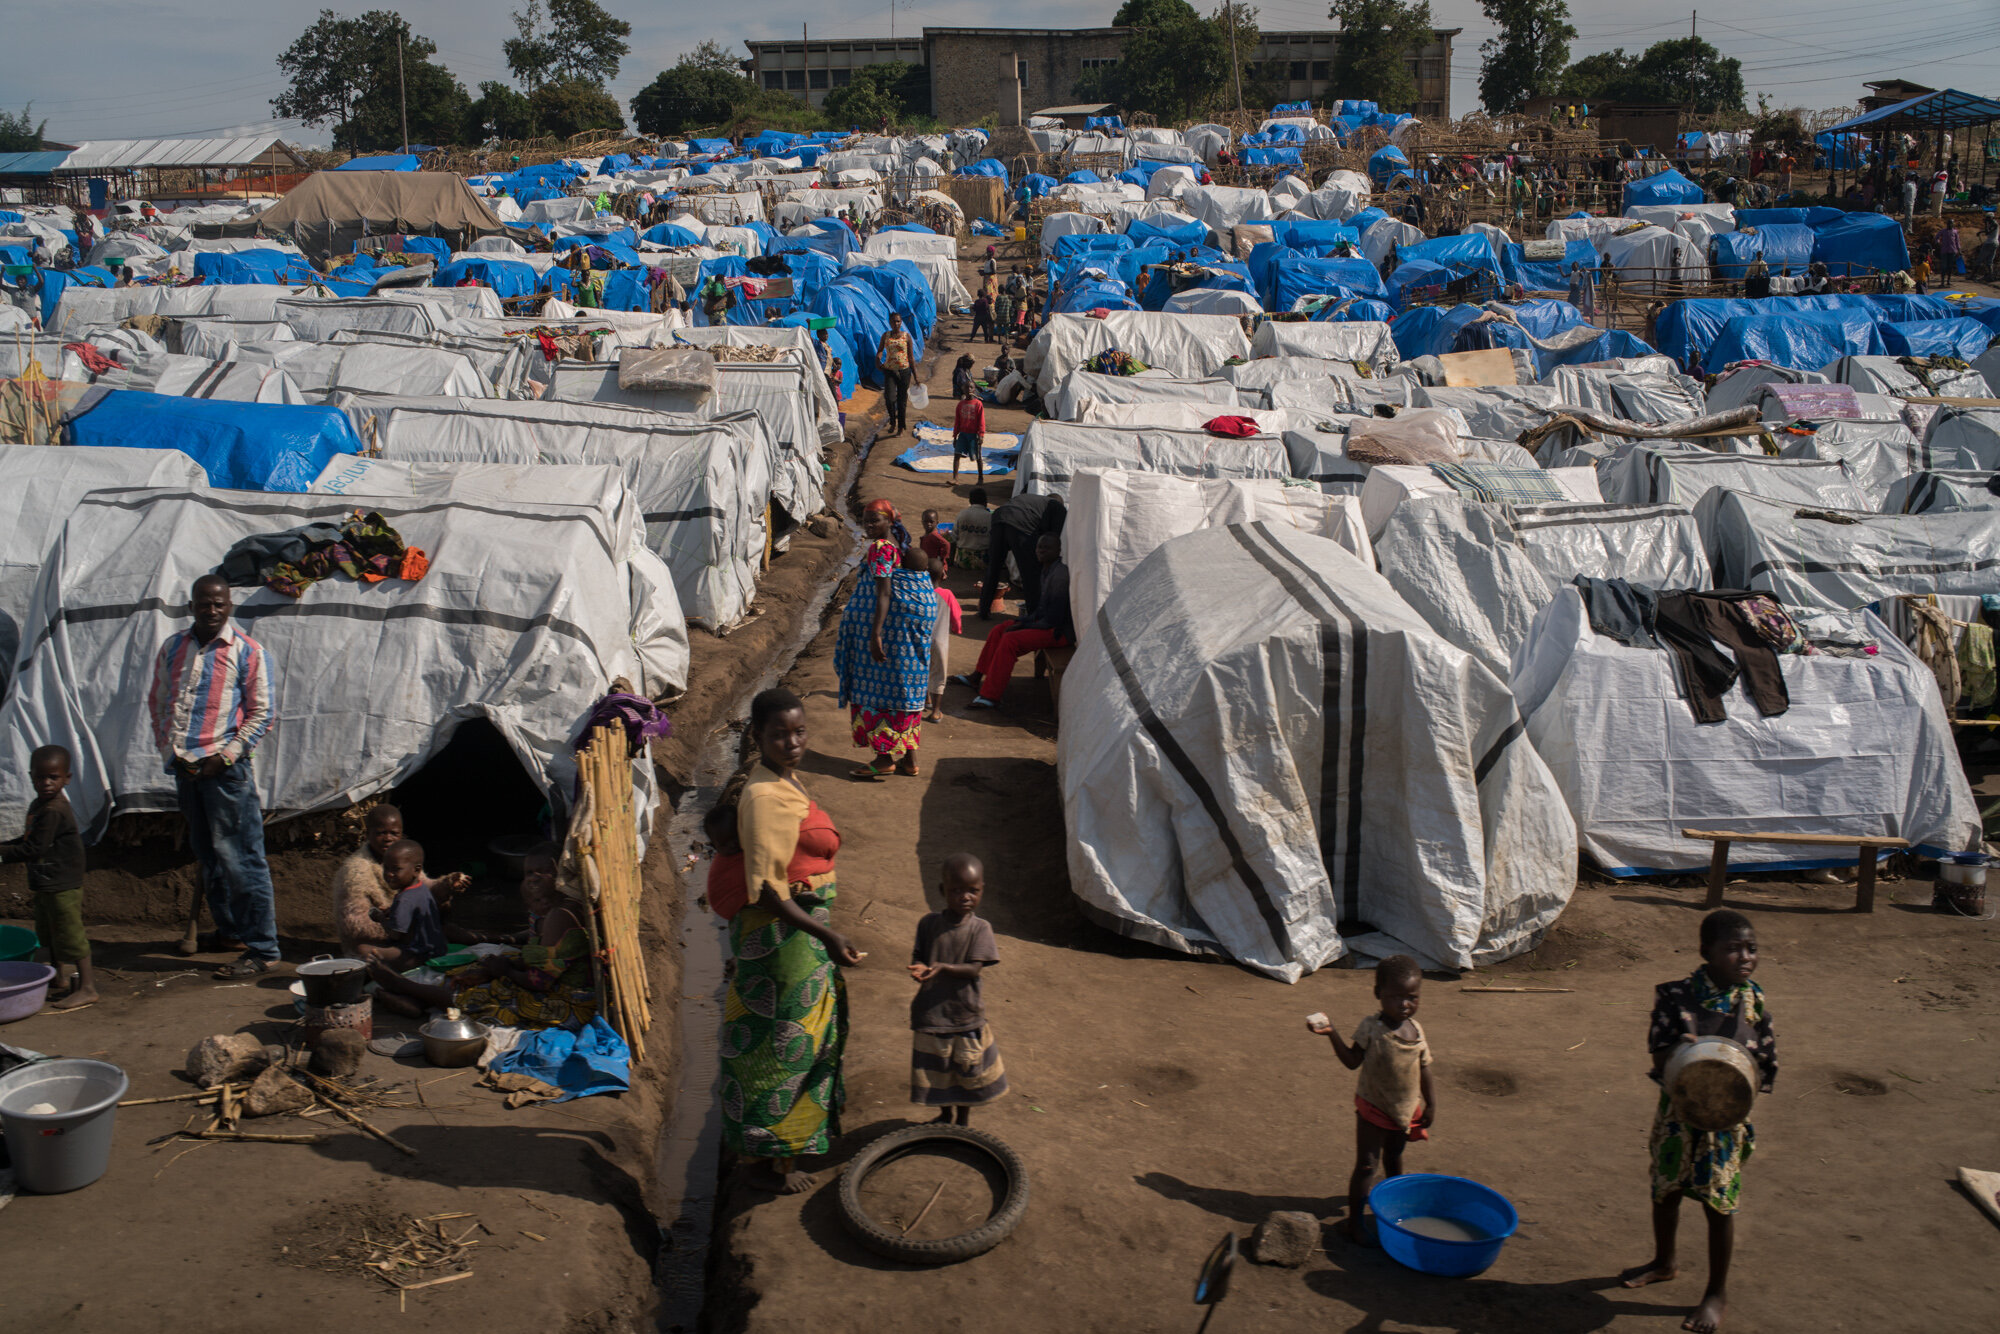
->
[1369,1173,1519,1277]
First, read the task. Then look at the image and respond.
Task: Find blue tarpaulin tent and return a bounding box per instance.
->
[839,260,934,348]
[1653,294,1878,368]
[1138,263,1252,312]
[1501,238,1599,290]
[192,250,318,286]
[1704,309,1887,369]
[1397,233,1501,280]
[1063,170,1101,185]
[1710,224,1816,280]
[806,279,896,386]
[334,155,422,171]
[1126,215,1208,248]
[1314,297,1396,324]
[775,312,855,399]
[1880,318,1995,359]
[640,222,703,247]
[1243,146,1303,167]
[1623,168,1704,208]
[1733,207,1844,229]
[433,257,549,301]
[961,158,1009,185]
[1268,254,1386,312]
[1811,212,1909,275]
[1368,145,1411,184]
[1021,173,1056,198]
[64,392,360,491]
[1051,278,1138,315]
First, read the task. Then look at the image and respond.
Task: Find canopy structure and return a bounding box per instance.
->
[250,172,507,257]
[1821,88,2000,136]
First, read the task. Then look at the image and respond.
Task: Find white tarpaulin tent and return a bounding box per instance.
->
[1421,386,1563,441]
[1511,587,1980,874]
[1375,495,1709,676]
[1920,407,2000,472]
[1046,369,1242,421]
[334,394,768,628]
[1545,365,1704,422]
[92,351,305,404]
[1597,447,1867,509]
[845,250,971,311]
[325,328,540,399]
[1163,287,1263,316]
[1698,489,2000,611]
[1882,470,1999,514]
[307,455,688,696]
[0,486,661,842]
[1057,522,1577,979]
[1024,312,1253,396]
[667,324,843,445]
[1063,470,1369,628]
[1776,418,1924,505]
[1071,401,1291,433]
[1248,321,1397,372]
[0,445,210,686]
[244,341,491,401]
[1823,356,1992,399]
[1015,420,1292,498]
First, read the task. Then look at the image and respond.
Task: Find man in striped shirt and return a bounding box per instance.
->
[148,574,280,978]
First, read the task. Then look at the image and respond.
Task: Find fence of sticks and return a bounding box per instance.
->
[574,722,652,1062]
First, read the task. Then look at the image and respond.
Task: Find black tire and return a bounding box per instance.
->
[836,1122,1030,1264]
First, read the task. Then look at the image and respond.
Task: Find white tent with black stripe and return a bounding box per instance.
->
[334,395,769,629]
[0,485,664,843]
[1882,470,1998,514]
[1055,521,1578,980]
[1015,421,1293,499]
[87,350,306,404]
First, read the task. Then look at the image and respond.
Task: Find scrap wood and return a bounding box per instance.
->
[1462,986,1574,993]
[120,1087,232,1107]
[294,1070,417,1155]
[901,1180,948,1236]
[190,1129,325,1144]
[1958,1167,2000,1226]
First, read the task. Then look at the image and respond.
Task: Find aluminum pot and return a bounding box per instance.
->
[418,1015,489,1068]
[1663,1036,1759,1131]
[296,956,368,1007]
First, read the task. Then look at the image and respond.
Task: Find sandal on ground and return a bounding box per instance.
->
[849,761,893,782]
[894,757,920,777]
[214,954,277,979]
[949,673,981,689]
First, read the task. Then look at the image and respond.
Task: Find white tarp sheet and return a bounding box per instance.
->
[1597,447,1867,510]
[1163,287,1263,316]
[248,342,490,401]
[306,455,688,696]
[334,394,768,628]
[1248,321,1396,372]
[1375,495,1708,676]
[1024,312,1253,396]
[1064,470,1368,629]
[0,486,661,842]
[1047,369,1242,422]
[1511,586,1980,873]
[1823,356,1993,399]
[92,351,305,404]
[1176,186,1278,251]
[1545,365,1705,422]
[1071,401,1290,433]
[1057,522,1577,979]
[1698,488,2000,611]
[1920,407,2000,473]
[1016,420,1292,498]
[1882,470,1999,514]
[1776,419,1923,505]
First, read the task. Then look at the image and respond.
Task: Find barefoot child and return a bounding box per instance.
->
[1308,954,1435,1242]
[926,557,962,722]
[1621,910,1776,1334]
[908,853,1006,1124]
[919,508,952,567]
[1,745,95,1008]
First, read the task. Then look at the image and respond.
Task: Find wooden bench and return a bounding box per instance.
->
[1680,829,1910,913]
[1033,645,1077,715]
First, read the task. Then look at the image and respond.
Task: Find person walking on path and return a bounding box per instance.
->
[835,509,938,779]
[879,314,915,438]
[148,574,280,978]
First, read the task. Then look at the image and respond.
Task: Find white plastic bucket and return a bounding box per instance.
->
[0,1058,130,1192]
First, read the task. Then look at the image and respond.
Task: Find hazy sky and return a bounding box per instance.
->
[10,0,1998,145]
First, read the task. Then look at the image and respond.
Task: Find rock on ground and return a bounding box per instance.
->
[185,1033,270,1088]
[243,1065,313,1117]
[1250,1211,1321,1267]
[310,1030,367,1078]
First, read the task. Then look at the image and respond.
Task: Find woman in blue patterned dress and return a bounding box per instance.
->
[835,504,938,779]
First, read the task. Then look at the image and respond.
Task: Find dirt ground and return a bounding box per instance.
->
[705,247,2000,1333]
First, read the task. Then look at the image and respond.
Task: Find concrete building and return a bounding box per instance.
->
[742,26,1457,124]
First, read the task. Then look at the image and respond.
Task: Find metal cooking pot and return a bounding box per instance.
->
[1663,1036,1759,1131]
[296,956,368,1007]
[418,1015,490,1068]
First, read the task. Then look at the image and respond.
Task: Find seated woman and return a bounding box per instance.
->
[369,844,597,1029]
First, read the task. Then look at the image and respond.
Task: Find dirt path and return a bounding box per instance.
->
[706,253,2000,1333]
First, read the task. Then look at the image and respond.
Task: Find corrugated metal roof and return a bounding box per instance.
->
[0,151,74,175]
[58,137,306,171]
[1824,89,2000,134]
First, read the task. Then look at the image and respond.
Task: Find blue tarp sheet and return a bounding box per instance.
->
[433,257,546,301]
[64,392,360,492]
[1811,212,1909,274]
[1267,219,1360,250]
[1109,242,1172,291]
[192,250,318,286]
[640,222,703,247]
[1268,255,1387,312]
[1243,146,1303,167]
[601,268,658,312]
[1391,305,1486,359]
[1051,278,1138,316]
[490,1017,630,1103]
[1711,223,1816,280]
[694,251,837,326]
[396,236,451,263]
[1880,318,1995,359]
[961,158,1009,185]
[1313,297,1396,324]
[773,220,856,263]
[1125,215,1208,248]
[1501,238,1599,290]
[552,229,637,255]
[1063,170,1100,184]
[839,260,934,348]
[806,279,896,386]
[334,154,421,171]
[688,138,733,155]
[1348,207,1389,236]
[1624,168,1705,207]
[1653,294,1878,368]
[1397,233,1501,280]
[775,312,855,399]
[1368,145,1410,183]
[1867,294,1960,323]
[1052,232,1134,265]
[1385,258,1470,308]
[1734,207,1844,228]
[1021,173,1056,198]
[1704,310,1888,369]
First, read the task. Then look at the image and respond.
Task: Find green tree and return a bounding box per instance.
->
[530,77,626,137]
[822,63,911,130]
[505,0,630,90]
[1328,0,1434,111]
[1091,1,1245,123]
[274,11,471,152]
[0,104,47,153]
[1622,37,1745,113]
[631,45,757,136]
[273,10,375,152]
[1556,48,1630,102]
[470,81,536,140]
[1477,0,1575,114]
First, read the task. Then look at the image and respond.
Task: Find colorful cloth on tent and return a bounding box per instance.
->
[216,511,429,600]
[1086,348,1147,376]
[1428,461,1568,506]
[451,926,598,1029]
[721,888,848,1158]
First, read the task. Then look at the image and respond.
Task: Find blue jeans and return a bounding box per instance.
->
[175,760,279,960]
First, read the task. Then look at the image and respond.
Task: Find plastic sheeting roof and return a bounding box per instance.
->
[52,137,307,172]
[1823,88,2000,134]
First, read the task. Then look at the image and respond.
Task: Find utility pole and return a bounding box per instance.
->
[1227,3,1244,116]
[1692,10,1697,38]
[397,29,409,156]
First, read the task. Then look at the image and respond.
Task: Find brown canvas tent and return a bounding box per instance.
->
[250,172,507,257]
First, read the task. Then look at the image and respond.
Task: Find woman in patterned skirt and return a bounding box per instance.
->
[835,503,938,780]
[719,688,862,1194]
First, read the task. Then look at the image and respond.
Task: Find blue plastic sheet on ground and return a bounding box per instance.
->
[806,280,895,386]
[1880,318,1995,359]
[970,217,1004,236]
[1811,212,1909,275]
[490,1017,630,1103]
[64,392,361,492]
[334,154,421,171]
[1501,238,1598,290]
[896,421,1020,476]
[1624,168,1704,207]
[1704,309,1887,369]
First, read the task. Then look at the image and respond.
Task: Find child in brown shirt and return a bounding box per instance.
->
[1309,954,1436,1242]
[1,745,94,1007]
[908,853,1007,1125]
